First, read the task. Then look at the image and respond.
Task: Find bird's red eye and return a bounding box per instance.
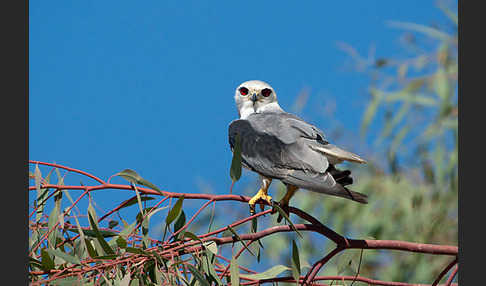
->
[262,88,272,97]
[239,87,249,95]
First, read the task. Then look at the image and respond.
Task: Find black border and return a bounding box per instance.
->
[3,0,28,283]
[458,0,483,285]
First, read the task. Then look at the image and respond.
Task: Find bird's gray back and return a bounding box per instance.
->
[228,112,329,178]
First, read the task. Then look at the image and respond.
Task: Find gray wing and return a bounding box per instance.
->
[228,117,325,178]
[250,112,366,164]
[228,113,367,204]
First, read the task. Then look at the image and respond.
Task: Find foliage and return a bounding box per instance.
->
[262,3,458,283]
[28,4,457,286]
[28,162,457,285]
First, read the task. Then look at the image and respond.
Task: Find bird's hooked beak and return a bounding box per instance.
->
[250,93,258,103]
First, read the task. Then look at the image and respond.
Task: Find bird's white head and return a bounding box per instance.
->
[234,80,283,119]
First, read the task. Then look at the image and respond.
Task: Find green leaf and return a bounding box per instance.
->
[114,169,163,195]
[291,240,301,285]
[116,236,127,248]
[389,124,411,159]
[435,67,450,100]
[207,200,216,233]
[251,216,257,233]
[203,241,218,255]
[87,201,98,226]
[41,248,55,271]
[118,221,137,238]
[154,266,164,285]
[227,226,254,256]
[29,257,43,270]
[125,247,146,255]
[166,196,184,225]
[337,249,361,275]
[136,206,157,223]
[183,231,201,242]
[120,273,131,286]
[186,264,211,286]
[377,101,411,145]
[88,212,115,255]
[361,89,382,137]
[272,203,302,238]
[132,184,145,220]
[222,223,243,237]
[51,277,82,286]
[387,21,451,41]
[47,199,60,249]
[203,250,223,286]
[117,196,156,211]
[34,164,42,193]
[173,210,186,233]
[240,265,291,281]
[248,240,262,263]
[35,189,49,224]
[45,248,81,265]
[230,257,240,286]
[230,133,242,183]
[35,167,51,224]
[84,239,99,258]
[66,228,118,238]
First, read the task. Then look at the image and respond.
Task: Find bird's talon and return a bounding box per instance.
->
[248,189,272,213]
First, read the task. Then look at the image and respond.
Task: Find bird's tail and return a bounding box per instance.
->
[283,169,368,204]
[327,165,353,186]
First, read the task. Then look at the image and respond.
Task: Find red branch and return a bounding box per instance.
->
[28,161,458,286]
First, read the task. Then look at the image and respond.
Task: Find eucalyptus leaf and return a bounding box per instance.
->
[41,248,55,271]
[118,221,137,239]
[183,231,202,242]
[47,200,60,249]
[230,133,242,183]
[117,196,156,211]
[116,236,127,248]
[291,240,301,285]
[84,239,98,258]
[114,169,163,194]
[337,249,361,275]
[45,248,81,265]
[230,257,240,286]
[186,264,210,286]
[67,228,118,238]
[166,196,184,225]
[361,89,382,137]
[88,212,115,255]
[227,225,254,256]
[272,203,302,238]
[240,265,291,281]
[387,21,451,41]
[203,241,218,255]
[174,210,186,233]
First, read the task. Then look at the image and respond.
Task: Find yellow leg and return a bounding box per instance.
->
[279,185,299,207]
[276,185,299,222]
[249,177,272,214]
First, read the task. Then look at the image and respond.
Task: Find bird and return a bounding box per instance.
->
[228,80,368,217]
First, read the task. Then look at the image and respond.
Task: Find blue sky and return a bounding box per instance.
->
[29,1,449,222]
